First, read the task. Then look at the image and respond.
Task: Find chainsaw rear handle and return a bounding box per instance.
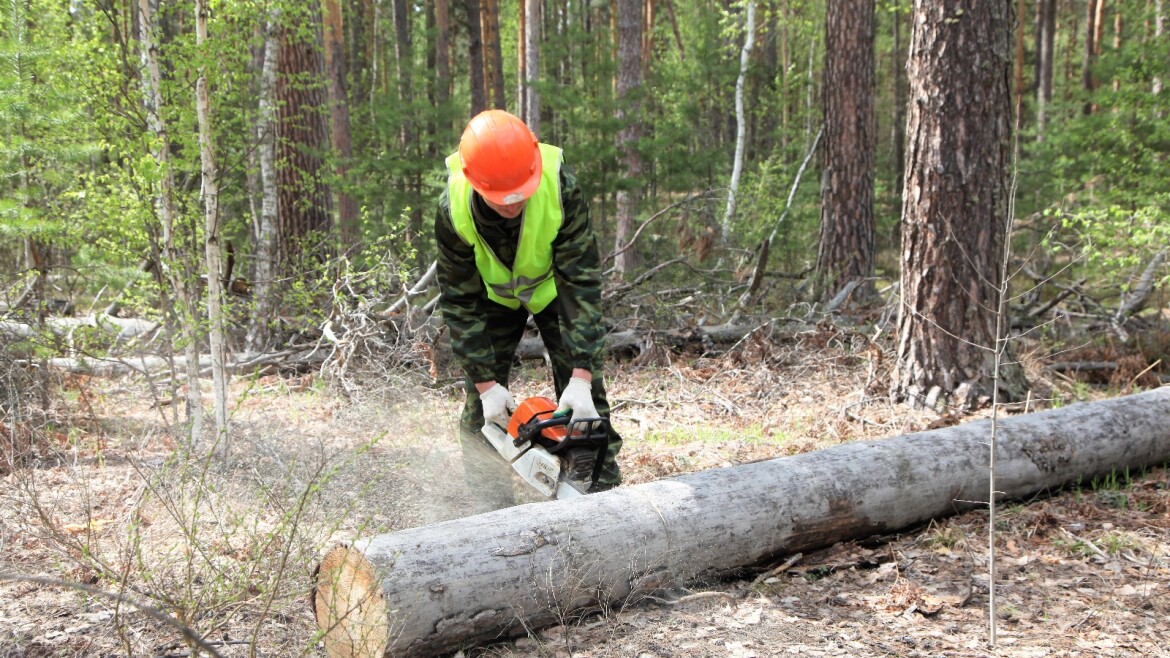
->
[514,415,611,451]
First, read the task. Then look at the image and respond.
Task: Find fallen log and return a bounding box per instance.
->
[0,314,159,341]
[312,386,1170,658]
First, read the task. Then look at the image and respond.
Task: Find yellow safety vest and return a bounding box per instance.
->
[445,143,564,313]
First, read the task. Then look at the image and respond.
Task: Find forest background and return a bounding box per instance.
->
[1,0,1169,656]
[2,0,1168,406]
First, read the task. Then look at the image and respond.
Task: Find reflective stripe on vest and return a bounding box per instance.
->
[445,143,564,313]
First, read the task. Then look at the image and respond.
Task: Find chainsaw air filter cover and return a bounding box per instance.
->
[507,396,567,442]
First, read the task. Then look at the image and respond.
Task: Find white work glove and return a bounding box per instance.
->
[480,383,517,429]
[555,377,599,426]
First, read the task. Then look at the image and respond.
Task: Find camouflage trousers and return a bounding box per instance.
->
[458,302,622,490]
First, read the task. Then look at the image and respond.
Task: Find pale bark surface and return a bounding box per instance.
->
[195,0,228,439]
[1155,0,1165,94]
[816,0,876,300]
[138,0,203,438]
[892,0,1021,409]
[246,10,280,353]
[721,0,755,244]
[524,0,541,133]
[313,387,1170,657]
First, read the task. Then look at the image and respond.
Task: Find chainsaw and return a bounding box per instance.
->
[481,396,611,500]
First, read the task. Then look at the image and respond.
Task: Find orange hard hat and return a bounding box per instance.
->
[458,110,542,206]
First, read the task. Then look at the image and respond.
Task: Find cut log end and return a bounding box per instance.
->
[313,543,390,658]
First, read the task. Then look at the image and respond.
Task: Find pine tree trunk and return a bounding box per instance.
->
[1084,0,1100,112]
[425,1,451,161]
[1035,0,1056,136]
[613,0,643,274]
[391,0,423,253]
[463,0,487,116]
[324,0,359,250]
[435,0,451,109]
[891,0,1023,410]
[891,0,907,194]
[481,0,507,109]
[277,19,334,277]
[817,0,876,301]
[313,387,1170,658]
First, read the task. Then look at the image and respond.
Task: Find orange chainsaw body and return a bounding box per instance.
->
[506,396,568,442]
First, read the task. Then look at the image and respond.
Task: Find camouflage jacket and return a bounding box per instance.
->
[435,163,606,383]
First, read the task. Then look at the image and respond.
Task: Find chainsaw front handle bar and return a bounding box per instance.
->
[514,415,610,449]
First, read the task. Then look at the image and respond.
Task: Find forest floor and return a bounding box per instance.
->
[1,324,1168,657]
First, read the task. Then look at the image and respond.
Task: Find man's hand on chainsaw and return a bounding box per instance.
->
[480,383,517,428]
[555,376,599,427]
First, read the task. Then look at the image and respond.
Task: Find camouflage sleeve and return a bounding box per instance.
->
[552,164,607,374]
[435,190,498,383]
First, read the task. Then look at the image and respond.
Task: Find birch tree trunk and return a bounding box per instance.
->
[313,387,1170,658]
[524,0,542,134]
[246,9,280,354]
[138,0,203,442]
[194,0,229,446]
[517,0,526,113]
[721,0,755,244]
[1155,0,1164,94]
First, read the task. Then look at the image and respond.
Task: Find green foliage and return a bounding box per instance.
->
[0,0,98,243]
[1021,2,1170,301]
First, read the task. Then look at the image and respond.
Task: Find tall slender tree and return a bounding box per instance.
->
[194,0,228,445]
[722,0,756,243]
[613,0,644,274]
[816,0,876,300]
[891,0,1024,409]
[276,14,333,276]
[482,0,507,109]
[324,0,358,249]
[1035,0,1056,136]
[1084,0,1101,113]
[138,0,203,440]
[1155,0,1165,95]
[246,7,280,353]
[523,0,542,134]
[463,0,487,116]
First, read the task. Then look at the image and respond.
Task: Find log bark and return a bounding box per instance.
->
[313,386,1170,657]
